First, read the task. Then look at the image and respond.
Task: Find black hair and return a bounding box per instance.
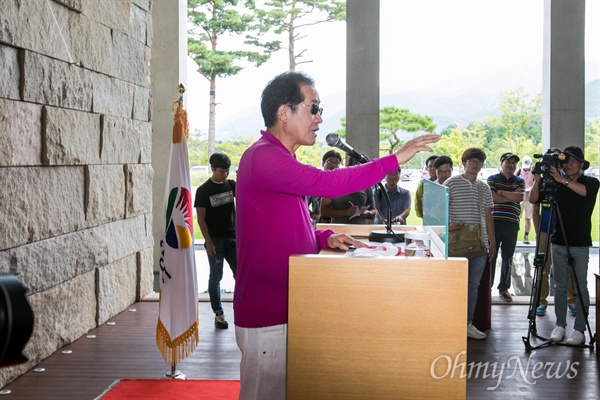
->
[261,71,315,128]
[209,153,231,169]
[434,155,453,169]
[322,150,342,164]
[425,155,439,166]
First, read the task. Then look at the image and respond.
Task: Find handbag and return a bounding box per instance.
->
[448,224,486,259]
[448,180,487,259]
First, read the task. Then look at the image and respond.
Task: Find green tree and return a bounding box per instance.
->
[379,106,436,155]
[296,140,331,166]
[188,0,278,157]
[214,136,258,167]
[432,124,486,167]
[334,116,347,138]
[255,0,346,71]
[331,108,435,167]
[188,129,209,167]
[484,88,542,156]
[585,120,600,168]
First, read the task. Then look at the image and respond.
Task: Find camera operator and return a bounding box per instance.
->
[529,147,599,345]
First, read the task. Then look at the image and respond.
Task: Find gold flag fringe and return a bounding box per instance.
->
[156,300,200,367]
[171,99,189,144]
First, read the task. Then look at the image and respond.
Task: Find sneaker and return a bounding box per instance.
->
[499,290,513,302]
[467,322,487,340]
[536,304,547,316]
[523,234,530,245]
[568,303,576,316]
[566,330,585,345]
[214,311,229,329]
[550,326,565,342]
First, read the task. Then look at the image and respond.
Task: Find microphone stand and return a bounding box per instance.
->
[346,153,403,243]
[369,180,405,243]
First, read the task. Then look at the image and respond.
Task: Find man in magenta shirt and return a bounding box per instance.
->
[234,71,438,399]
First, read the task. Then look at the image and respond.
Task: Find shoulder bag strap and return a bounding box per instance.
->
[477,180,483,221]
[477,180,483,219]
[477,181,486,246]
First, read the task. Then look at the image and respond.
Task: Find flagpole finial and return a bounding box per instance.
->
[177,83,185,102]
[172,84,189,143]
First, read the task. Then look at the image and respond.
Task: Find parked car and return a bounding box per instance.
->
[480,168,499,180]
[400,169,413,181]
[585,167,599,178]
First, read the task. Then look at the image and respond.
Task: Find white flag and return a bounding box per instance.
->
[156,100,199,366]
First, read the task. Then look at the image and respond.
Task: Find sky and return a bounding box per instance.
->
[185,0,600,139]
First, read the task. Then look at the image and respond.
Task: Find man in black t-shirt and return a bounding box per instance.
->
[194,153,237,329]
[530,146,599,346]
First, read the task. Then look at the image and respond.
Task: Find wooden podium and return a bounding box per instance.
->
[287,247,468,399]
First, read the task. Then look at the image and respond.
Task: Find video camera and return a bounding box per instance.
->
[0,274,34,368]
[532,149,569,174]
[532,149,569,194]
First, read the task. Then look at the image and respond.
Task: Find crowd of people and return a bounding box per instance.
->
[192,71,597,397]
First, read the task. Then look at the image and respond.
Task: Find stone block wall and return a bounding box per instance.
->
[0,0,154,387]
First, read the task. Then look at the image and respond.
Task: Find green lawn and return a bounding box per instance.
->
[193,217,203,241]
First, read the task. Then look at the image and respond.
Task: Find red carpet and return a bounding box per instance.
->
[98,379,240,400]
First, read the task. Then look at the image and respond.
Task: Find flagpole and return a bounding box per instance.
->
[157,83,200,380]
[165,83,186,381]
[177,82,185,102]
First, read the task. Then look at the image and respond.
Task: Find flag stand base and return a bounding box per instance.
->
[164,367,186,380]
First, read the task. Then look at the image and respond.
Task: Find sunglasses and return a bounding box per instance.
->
[289,103,323,116]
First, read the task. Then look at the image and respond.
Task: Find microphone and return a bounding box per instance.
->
[325,133,403,243]
[325,133,370,164]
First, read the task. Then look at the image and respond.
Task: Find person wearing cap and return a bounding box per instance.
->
[517,156,535,244]
[194,153,237,329]
[487,153,525,302]
[525,156,576,317]
[529,146,599,346]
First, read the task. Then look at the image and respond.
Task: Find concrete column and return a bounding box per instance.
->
[346,0,379,161]
[151,0,188,271]
[542,0,585,151]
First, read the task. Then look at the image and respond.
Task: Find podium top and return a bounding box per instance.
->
[314,223,416,238]
[315,224,446,258]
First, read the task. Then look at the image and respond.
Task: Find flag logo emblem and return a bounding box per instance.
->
[165,186,193,249]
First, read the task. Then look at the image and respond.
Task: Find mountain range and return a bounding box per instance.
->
[217,79,600,140]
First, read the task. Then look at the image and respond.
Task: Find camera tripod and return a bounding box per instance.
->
[522,194,596,351]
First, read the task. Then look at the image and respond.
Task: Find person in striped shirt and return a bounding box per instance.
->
[487,153,525,302]
[444,148,496,340]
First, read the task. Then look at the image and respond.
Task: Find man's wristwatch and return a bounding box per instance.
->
[564,178,571,187]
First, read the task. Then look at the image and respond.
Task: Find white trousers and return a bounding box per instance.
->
[235,323,287,400]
